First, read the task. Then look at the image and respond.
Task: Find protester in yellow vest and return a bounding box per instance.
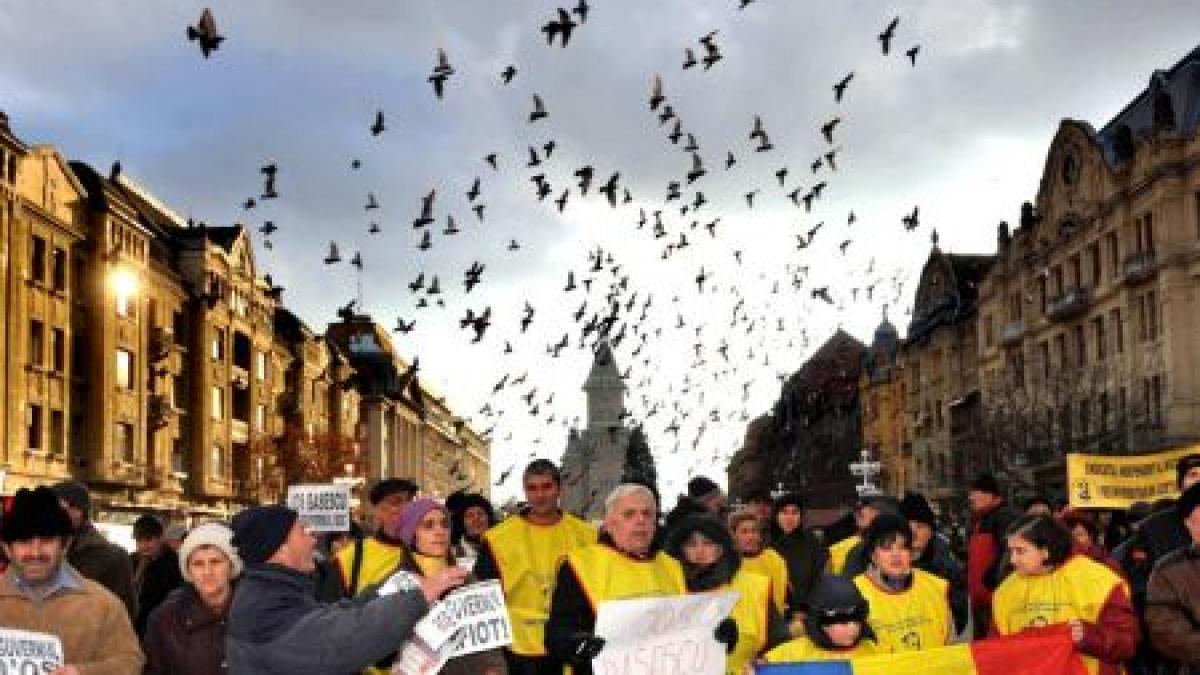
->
[764,575,880,663]
[832,495,901,577]
[390,498,506,675]
[545,483,686,675]
[730,509,790,614]
[330,478,417,675]
[664,514,790,675]
[991,515,1139,675]
[852,514,952,653]
[475,460,597,675]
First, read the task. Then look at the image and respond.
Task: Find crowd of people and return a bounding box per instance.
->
[0,455,1198,675]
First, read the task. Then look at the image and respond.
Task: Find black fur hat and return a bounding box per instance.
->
[1,487,74,543]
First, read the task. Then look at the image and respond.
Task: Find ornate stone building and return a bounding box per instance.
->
[975,45,1200,496]
[561,341,630,519]
[0,112,490,518]
[860,310,908,496]
[729,330,865,509]
[902,236,993,509]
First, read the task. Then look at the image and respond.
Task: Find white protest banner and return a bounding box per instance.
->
[0,628,64,675]
[592,592,738,675]
[286,483,351,532]
[415,580,512,657]
[391,636,451,675]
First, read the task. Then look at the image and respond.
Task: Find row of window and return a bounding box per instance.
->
[29,235,68,292]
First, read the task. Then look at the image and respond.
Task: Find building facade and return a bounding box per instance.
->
[0,112,489,518]
[860,310,908,496]
[975,47,1200,497]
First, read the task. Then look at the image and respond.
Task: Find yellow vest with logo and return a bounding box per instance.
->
[482,513,597,656]
[332,537,406,675]
[765,636,880,662]
[723,569,773,675]
[854,569,951,653]
[828,535,860,576]
[992,554,1129,675]
[741,548,789,614]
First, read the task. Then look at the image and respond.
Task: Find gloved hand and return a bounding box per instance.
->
[567,633,606,665]
[715,617,738,653]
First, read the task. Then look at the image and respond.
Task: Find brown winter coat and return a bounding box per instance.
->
[142,584,229,675]
[1145,545,1200,670]
[0,565,144,675]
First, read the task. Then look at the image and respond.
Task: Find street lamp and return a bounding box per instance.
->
[109,266,139,315]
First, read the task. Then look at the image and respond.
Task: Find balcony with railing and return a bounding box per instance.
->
[1121,250,1156,285]
[999,320,1025,346]
[1047,285,1091,322]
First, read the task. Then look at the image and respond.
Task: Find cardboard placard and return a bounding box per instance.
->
[592,592,738,675]
[0,628,64,675]
[286,484,351,532]
[1067,446,1200,508]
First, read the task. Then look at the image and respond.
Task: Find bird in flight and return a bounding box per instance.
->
[370,110,385,136]
[542,7,578,47]
[186,8,224,59]
[500,65,517,84]
[834,72,854,103]
[529,94,548,122]
[429,48,453,99]
[879,16,900,55]
[906,45,921,66]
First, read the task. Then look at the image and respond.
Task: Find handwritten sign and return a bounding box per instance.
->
[416,580,512,657]
[0,628,63,675]
[593,592,738,675]
[286,484,351,532]
[1067,446,1200,508]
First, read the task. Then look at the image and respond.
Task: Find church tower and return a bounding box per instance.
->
[583,340,625,430]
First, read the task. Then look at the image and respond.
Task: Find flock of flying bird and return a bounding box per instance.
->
[183,3,928,492]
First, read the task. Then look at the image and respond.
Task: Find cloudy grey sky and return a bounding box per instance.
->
[5,0,1200,503]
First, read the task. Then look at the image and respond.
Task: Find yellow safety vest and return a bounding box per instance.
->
[854,569,951,653]
[992,555,1129,675]
[562,544,686,675]
[741,548,789,614]
[481,513,597,656]
[828,535,860,576]
[332,537,406,675]
[765,636,880,662]
[723,569,773,675]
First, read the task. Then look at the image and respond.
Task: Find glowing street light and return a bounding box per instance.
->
[109,266,139,315]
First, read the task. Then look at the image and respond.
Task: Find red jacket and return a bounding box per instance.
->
[967,503,1017,608]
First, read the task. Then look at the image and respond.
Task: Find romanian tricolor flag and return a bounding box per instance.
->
[757,627,1088,675]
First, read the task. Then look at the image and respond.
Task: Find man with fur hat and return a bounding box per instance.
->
[0,486,144,675]
[226,503,466,675]
[51,479,137,619]
[1145,482,1200,671]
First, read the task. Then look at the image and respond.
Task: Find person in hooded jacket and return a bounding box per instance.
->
[450,492,497,562]
[900,493,969,635]
[665,514,790,675]
[763,575,880,663]
[769,494,828,620]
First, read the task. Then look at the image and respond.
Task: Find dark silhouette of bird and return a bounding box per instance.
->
[529,94,548,122]
[526,146,541,168]
[463,261,485,292]
[599,173,620,207]
[520,302,536,332]
[668,120,683,145]
[684,46,700,69]
[649,75,665,110]
[699,31,722,69]
[350,159,362,170]
[839,239,852,255]
[260,163,278,199]
[686,153,706,184]
[323,241,341,265]
[821,117,841,144]
[350,252,363,270]
[427,276,441,295]
[443,215,460,236]
[825,148,840,171]
[365,192,379,210]
[555,189,569,212]
[834,72,854,102]
[684,133,699,152]
[407,273,424,292]
[258,221,277,236]
[725,151,737,169]
[879,16,900,55]
[417,230,432,251]
[574,166,594,195]
[466,178,481,202]
[429,47,453,99]
[906,44,920,66]
[811,286,833,304]
[573,0,590,23]
[543,140,557,158]
[745,190,758,208]
[775,167,788,186]
[507,239,521,251]
[186,8,224,58]
[564,270,577,292]
[472,204,485,221]
[413,190,435,228]
[370,110,385,136]
[501,65,517,84]
[659,105,675,125]
[902,205,920,230]
[484,153,498,170]
[542,8,578,47]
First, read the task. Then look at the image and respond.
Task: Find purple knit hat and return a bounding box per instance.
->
[394,498,448,547]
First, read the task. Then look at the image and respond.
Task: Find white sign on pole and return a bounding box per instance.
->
[592,592,738,675]
[0,628,64,674]
[286,484,351,532]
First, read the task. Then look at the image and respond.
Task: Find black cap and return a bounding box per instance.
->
[51,480,91,515]
[231,505,298,565]
[969,472,1003,497]
[368,478,419,505]
[687,476,721,500]
[900,493,936,527]
[132,514,164,540]
[1,487,74,543]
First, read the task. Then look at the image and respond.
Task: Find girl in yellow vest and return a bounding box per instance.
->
[391,499,508,675]
[664,514,790,675]
[991,515,1139,675]
[852,513,953,653]
[730,509,790,615]
[764,574,880,663]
